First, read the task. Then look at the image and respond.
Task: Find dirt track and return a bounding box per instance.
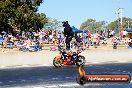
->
[0,44,132,68]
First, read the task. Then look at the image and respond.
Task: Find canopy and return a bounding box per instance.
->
[0,37,4,41]
[72,26,83,33]
[126,29,132,33]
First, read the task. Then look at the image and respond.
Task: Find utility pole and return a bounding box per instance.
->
[117,8,123,31]
[120,8,123,31]
[116,9,120,33]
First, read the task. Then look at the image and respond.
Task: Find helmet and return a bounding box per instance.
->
[62,21,69,27]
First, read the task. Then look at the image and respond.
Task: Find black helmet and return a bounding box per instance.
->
[62,21,69,27]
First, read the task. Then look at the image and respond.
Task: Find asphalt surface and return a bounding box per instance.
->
[0,63,132,88]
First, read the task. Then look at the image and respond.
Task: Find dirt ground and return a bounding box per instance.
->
[0,38,131,68]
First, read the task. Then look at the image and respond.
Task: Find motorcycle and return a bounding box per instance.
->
[19,45,40,52]
[113,42,117,49]
[53,49,86,68]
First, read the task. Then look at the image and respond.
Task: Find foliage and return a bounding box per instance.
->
[108,17,132,31]
[80,17,132,33]
[80,19,107,32]
[43,18,62,30]
[0,0,48,33]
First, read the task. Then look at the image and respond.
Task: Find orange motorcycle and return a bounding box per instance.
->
[53,49,86,68]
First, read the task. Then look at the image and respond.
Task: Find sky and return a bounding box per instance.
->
[38,0,132,28]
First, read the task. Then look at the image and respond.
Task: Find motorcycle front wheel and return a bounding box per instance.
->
[76,55,86,66]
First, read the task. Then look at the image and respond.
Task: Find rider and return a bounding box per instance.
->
[62,21,79,61]
[111,36,118,45]
[62,21,74,50]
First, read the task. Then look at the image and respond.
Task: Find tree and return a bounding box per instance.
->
[108,21,118,31]
[0,0,48,33]
[30,13,48,31]
[43,18,62,30]
[108,17,132,31]
[0,0,16,32]
[15,0,43,11]
[80,19,107,33]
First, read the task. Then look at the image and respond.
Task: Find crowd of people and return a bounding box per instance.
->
[0,30,63,51]
[0,29,132,52]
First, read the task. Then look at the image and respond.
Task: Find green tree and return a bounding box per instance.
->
[0,0,48,33]
[0,0,16,32]
[108,21,118,31]
[80,19,107,32]
[43,18,62,30]
[108,17,132,31]
[15,0,43,11]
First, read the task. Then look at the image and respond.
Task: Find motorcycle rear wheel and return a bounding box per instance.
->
[53,57,62,68]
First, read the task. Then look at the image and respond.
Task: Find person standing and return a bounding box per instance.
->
[62,21,74,50]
